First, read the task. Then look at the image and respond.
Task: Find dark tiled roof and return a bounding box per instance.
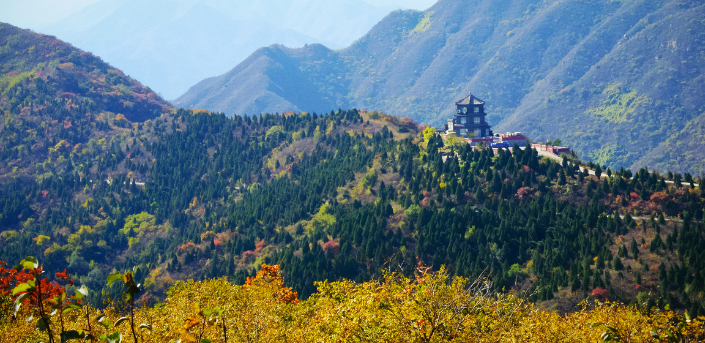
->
[456,93,485,106]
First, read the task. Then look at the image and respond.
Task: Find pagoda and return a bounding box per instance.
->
[445,93,492,138]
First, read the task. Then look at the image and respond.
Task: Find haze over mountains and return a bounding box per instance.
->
[177,0,705,174]
[0,0,436,99]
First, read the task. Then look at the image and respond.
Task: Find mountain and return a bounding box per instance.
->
[0,22,170,181]
[1,23,704,316]
[16,0,409,99]
[176,0,705,174]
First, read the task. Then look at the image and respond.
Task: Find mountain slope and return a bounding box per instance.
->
[0,22,169,121]
[0,22,170,181]
[176,0,705,173]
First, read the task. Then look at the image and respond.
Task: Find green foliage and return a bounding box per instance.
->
[175,0,705,173]
[403,204,421,221]
[0,90,703,319]
[586,84,652,124]
[410,11,434,35]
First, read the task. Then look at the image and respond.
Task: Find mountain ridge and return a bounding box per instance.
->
[17,0,417,99]
[176,0,705,174]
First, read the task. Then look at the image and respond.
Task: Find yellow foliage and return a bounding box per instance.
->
[34,235,50,246]
[3,263,705,343]
[306,203,336,232]
[77,225,93,235]
[0,231,18,241]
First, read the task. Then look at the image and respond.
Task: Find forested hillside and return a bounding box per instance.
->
[2,18,705,342]
[2,98,704,316]
[0,23,170,185]
[0,23,169,122]
[175,0,705,174]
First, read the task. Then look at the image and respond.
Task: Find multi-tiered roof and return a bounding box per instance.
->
[446,93,492,138]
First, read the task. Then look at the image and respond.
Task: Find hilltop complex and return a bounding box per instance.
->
[442,93,573,154]
[442,93,527,148]
[444,93,492,138]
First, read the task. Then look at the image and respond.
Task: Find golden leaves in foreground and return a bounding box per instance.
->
[2,263,704,342]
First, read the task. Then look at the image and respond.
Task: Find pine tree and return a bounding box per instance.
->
[613,256,624,270]
[630,238,639,258]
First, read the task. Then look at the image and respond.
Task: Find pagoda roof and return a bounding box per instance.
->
[456,93,485,106]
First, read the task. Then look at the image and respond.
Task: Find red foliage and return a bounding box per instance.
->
[54,269,73,286]
[19,106,31,117]
[0,261,66,310]
[213,239,222,247]
[650,192,670,202]
[322,240,341,255]
[255,239,265,252]
[399,117,414,126]
[591,287,609,300]
[516,187,533,200]
[0,261,33,296]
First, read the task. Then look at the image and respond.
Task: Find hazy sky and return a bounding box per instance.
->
[0,0,439,98]
[361,0,437,9]
[0,0,438,30]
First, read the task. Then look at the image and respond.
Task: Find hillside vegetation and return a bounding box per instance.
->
[2,102,704,316]
[2,19,705,342]
[175,0,705,173]
[0,23,171,186]
[0,23,169,122]
[2,261,704,342]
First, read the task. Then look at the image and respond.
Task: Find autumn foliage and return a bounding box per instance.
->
[244,263,299,304]
[2,259,705,342]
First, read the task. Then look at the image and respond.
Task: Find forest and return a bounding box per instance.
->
[1,103,705,326]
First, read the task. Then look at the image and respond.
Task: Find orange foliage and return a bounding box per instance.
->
[244,264,298,304]
[322,240,340,255]
[254,239,265,252]
[650,192,670,202]
[178,241,197,253]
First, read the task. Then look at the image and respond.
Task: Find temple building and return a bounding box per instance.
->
[444,93,492,138]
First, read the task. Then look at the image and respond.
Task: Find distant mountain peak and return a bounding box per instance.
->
[176,0,705,173]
